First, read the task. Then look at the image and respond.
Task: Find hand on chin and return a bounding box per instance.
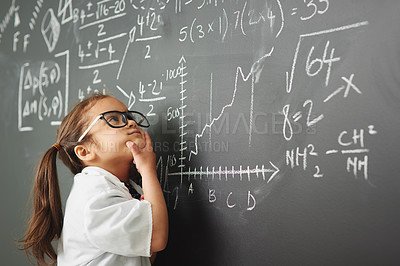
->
[128,137,146,149]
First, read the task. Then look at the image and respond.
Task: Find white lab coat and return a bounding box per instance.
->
[57,166,153,266]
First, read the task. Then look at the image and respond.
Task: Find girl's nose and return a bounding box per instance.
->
[127,118,138,128]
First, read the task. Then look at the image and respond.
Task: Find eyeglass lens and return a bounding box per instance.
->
[103,112,125,127]
[127,112,148,126]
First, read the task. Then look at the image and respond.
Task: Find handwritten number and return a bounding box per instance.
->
[303,100,324,127]
[301,0,317,21]
[150,12,157,30]
[78,89,85,102]
[282,104,293,141]
[167,107,180,121]
[92,70,101,84]
[314,166,323,178]
[97,24,106,36]
[147,104,156,117]
[197,24,205,39]
[114,0,126,14]
[179,26,188,42]
[308,144,318,156]
[152,80,162,95]
[306,41,340,86]
[78,45,84,63]
[145,45,151,59]
[306,46,322,76]
[318,0,329,14]
[301,0,329,20]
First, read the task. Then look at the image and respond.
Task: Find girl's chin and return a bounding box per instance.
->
[127,138,146,149]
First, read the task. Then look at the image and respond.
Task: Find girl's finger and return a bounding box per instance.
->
[126,141,139,156]
[144,132,153,150]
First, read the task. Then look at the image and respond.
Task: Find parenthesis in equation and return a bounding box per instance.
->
[57,90,63,119]
[241,1,247,36]
[38,95,46,121]
[221,8,228,41]
[52,62,61,84]
[189,17,196,43]
[275,0,284,38]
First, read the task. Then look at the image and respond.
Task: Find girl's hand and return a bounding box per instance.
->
[126,132,156,175]
[127,132,168,252]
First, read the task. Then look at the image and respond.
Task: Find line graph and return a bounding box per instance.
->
[188,47,275,161]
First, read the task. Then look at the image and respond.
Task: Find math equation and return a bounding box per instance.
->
[2,0,386,213]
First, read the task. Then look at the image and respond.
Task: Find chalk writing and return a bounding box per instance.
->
[8,0,383,213]
[41,8,60,53]
[0,0,20,44]
[290,0,329,21]
[18,51,69,131]
[325,126,377,182]
[28,0,45,31]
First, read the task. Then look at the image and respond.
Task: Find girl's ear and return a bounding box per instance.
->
[74,144,96,162]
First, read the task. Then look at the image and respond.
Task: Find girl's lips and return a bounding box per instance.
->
[128,129,142,136]
[128,129,140,134]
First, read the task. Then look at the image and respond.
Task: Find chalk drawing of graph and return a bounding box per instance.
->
[167,47,280,185]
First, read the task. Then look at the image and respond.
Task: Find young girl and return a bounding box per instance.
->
[21,93,168,265]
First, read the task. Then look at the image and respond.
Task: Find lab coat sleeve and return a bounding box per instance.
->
[83,189,153,257]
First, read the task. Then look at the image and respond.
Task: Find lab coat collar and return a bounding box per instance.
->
[81,166,130,193]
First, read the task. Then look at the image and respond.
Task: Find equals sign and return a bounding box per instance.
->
[291,7,298,15]
[292,111,302,122]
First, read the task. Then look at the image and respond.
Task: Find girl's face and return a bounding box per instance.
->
[85,97,146,165]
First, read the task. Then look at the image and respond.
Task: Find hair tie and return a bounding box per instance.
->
[52,143,61,151]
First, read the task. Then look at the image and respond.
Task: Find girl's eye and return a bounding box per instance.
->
[106,114,122,125]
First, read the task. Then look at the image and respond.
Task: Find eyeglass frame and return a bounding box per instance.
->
[77,110,150,143]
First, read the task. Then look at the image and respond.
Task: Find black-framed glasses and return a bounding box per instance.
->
[77,111,150,142]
